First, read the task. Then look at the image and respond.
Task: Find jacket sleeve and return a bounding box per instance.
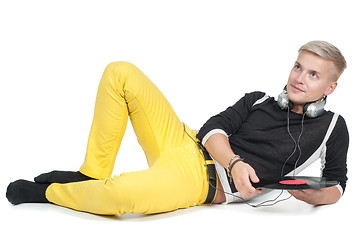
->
[322,115,349,194]
[196,91,266,145]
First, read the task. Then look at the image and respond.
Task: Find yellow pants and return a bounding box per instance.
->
[46,62,209,215]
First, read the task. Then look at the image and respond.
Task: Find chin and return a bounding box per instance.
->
[288,92,306,105]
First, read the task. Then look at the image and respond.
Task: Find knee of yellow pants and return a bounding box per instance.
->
[103,61,158,102]
[104,61,141,87]
[106,61,137,72]
[100,61,135,97]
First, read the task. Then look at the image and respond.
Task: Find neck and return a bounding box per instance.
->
[291,104,304,115]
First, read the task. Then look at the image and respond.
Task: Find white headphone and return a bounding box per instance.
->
[277,86,326,118]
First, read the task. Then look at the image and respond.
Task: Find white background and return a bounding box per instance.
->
[1,0,360,239]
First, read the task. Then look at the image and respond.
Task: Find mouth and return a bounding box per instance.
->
[290,84,306,93]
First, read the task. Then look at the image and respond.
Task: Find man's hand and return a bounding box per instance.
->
[288,186,341,205]
[230,161,262,199]
[288,189,324,205]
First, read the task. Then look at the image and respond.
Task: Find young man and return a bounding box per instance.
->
[6,40,348,215]
[200,41,348,205]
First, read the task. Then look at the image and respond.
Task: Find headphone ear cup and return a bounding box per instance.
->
[277,86,293,110]
[277,91,289,110]
[303,97,326,118]
[303,102,311,114]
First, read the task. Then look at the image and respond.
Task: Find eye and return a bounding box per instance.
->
[294,64,301,70]
[310,72,318,79]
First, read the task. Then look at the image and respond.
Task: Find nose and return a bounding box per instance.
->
[295,71,306,84]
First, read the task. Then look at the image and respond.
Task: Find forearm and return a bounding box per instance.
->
[314,186,341,205]
[204,133,261,199]
[203,133,235,168]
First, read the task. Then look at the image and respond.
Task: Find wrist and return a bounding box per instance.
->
[227,155,243,180]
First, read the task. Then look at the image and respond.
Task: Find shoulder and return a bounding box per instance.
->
[333,113,349,138]
[323,111,349,144]
[243,91,277,108]
[242,91,270,105]
[246,91,267,99]
[324,111,348,130]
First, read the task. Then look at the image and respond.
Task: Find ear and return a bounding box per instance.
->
[324,81,338,96]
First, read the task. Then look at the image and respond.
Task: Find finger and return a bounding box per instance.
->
[239,176,261,199]
[241,187,262,199]
[288,190,308,201]
[248,167,260,183]
[288,190,302,196]
[288,190,298,195]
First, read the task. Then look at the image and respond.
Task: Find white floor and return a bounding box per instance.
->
[1,1,360,239]
[2,188,358,239]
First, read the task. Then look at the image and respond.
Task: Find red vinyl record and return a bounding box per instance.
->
[252,176,339,190]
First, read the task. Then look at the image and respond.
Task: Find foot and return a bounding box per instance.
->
[6,180,50,205]
[34,170,94,184]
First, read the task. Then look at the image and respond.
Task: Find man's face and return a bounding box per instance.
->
[287,51,338,106]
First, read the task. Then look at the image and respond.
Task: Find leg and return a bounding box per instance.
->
[80,61,186,179]
[7,61,210,212]
[35,61,185,183]
[43,62,209,214]
[46,147,209,215]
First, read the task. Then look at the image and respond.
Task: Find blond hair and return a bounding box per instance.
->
[299,40,347,80]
